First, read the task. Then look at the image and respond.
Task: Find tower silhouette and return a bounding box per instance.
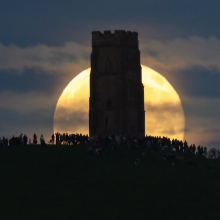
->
[89,30,145,136]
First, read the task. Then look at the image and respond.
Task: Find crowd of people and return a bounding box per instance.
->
[0,132,218,171]
[86,134,209,156]
[0,133,89,147]
[0,133,44,147]
[0,136,9,147]
[0,132,214,159]
[51,133,89,146]
[85,135,217,166]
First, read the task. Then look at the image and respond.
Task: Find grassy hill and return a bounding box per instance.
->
[1,145,220,219]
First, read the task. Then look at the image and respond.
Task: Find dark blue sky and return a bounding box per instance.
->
[1,0,220,148]
[1,1,220,46]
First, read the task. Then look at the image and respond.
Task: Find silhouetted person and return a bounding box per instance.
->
[56,133,60,145]
[23,134,28,146]
[20,133,23,144]
[183,140,188,151]
[65,133,69,143]
[9,135,15,146]
[40,134,46,148]
[5,138,8,147]
[201,146,204,155]
[33,134,37,144]
[2,137,6,147]
[197,145,201,155]
[51,134,54,144]
[62,133,66,144]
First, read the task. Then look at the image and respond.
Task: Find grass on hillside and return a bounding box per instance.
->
[1,144,220,219]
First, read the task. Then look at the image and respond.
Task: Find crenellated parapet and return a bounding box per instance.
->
[92,30,138,48]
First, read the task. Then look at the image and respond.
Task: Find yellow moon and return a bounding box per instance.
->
[54,65,185,140]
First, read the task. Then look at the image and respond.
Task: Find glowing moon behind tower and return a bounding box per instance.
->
[54,65,185,140]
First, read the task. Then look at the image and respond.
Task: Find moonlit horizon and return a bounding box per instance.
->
[54,65,185,140]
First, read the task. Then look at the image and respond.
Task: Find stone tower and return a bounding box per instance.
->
[89,30,145,136]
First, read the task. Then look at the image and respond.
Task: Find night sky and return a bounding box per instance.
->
[1,1,220,149]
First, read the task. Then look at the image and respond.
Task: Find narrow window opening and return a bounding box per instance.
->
[105,117,108,125]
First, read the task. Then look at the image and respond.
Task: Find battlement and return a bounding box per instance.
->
[92,30,138,38]
[92,30,139,48]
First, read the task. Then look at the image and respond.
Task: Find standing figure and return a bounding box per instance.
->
[40,134,46,148]
[197,145,201,155]
[192,144,196,154]
[51,134,55,144]
[204,147,207,154]
[20,133,23,145]
[55,133,60,146]
[33,133,37,144]
[2,137,6,147]
[23,134,28,146]
[65,133,69,144]
[5,138,8,147]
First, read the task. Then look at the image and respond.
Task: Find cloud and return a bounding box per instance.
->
[160,128,185,136]
[146,101,184,113]
[141,36,220,73]
[0,68,69,94]
[54,108,89,134]
[144,101,184,140]
[0,90,57,113]
[171,67,220,98]
[2,35,220,78]
[0,42,90,75]
[202,140,220,149]
[0,103,55,142]
[183,96,220,119]
[0,90,58,141]
[181,96,220,148]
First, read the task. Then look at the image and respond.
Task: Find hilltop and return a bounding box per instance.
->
[1,145,220,219]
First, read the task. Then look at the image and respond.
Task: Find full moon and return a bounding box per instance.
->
[54,65,185,140]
